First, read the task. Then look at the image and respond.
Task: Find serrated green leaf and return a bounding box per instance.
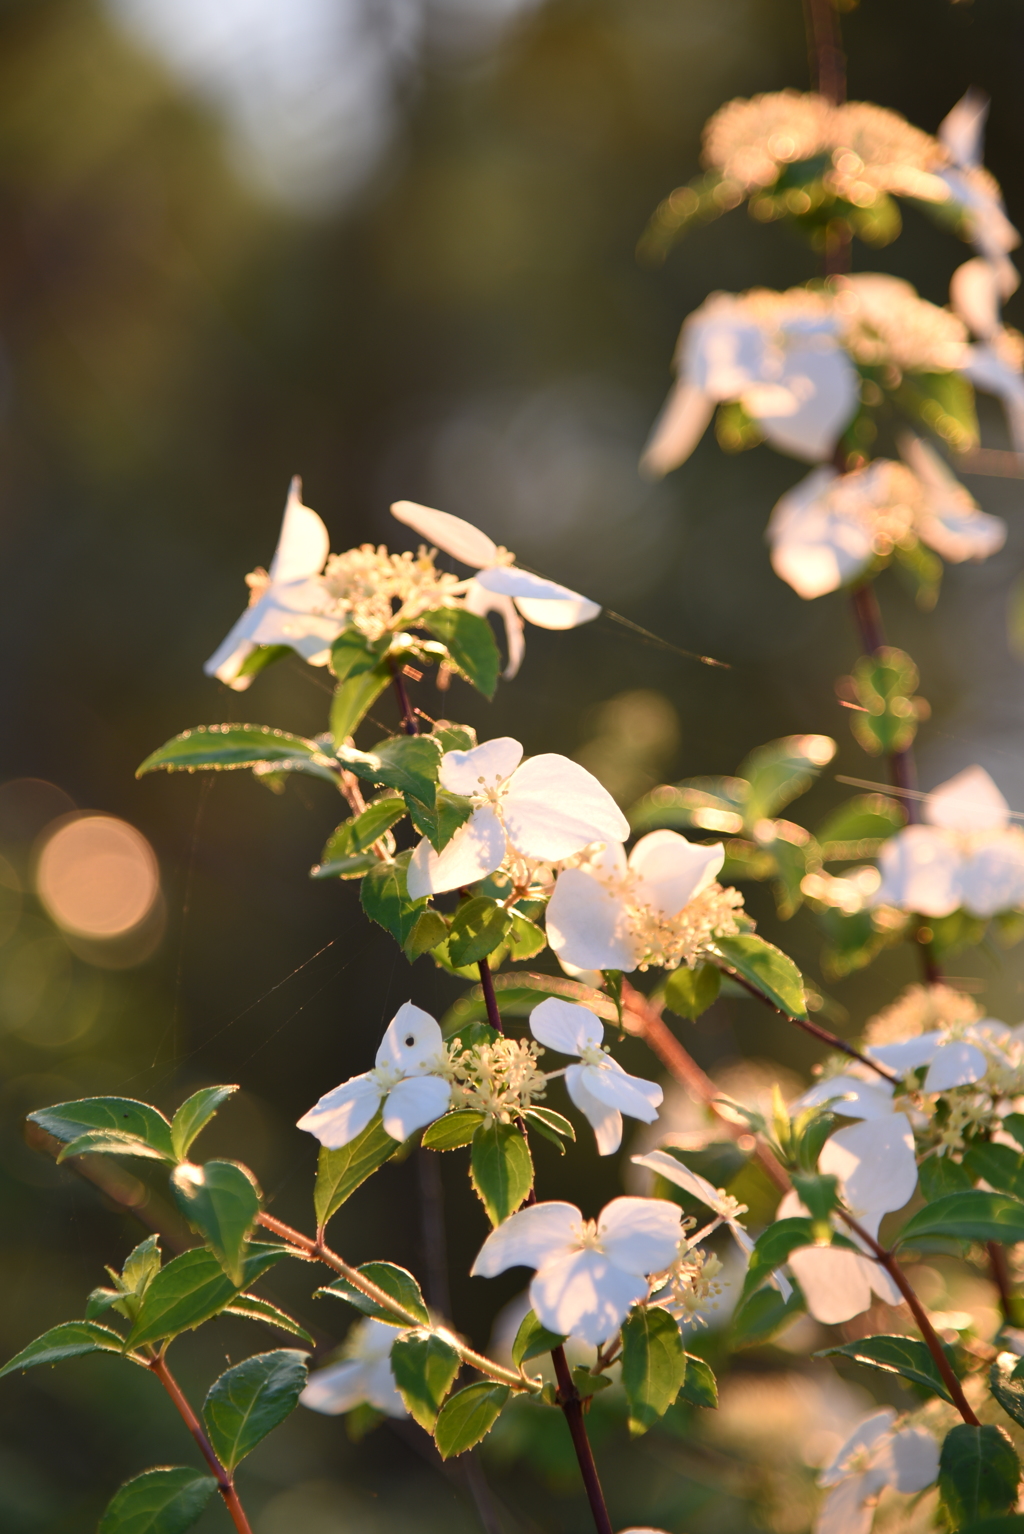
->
[236,643,291,682]
[342,735,443,808]
[896,1191,1024,1249]
[790,1173,839,1224]
[421,1110,484,1150]
[405,790,474,853]
[223,1295,313,1344]
[964,1142,1024,1200]
[97,1467,217,1534]
[940,1424,1020,1528]
[919,1154,974,1201]
[448,898,513,968]
[523,1107,575,1145]
[434,1381,509,1458]
[316,799,407,878]
[56,1129,171,1163]
[28,1097,174,1160]
[470,1123,533,1226]
[508,912,547,961]
[511,1309,567,1368]
[87,1288,124,1319]
[730,1283,806,1349]
[121,1234,162,1292]
[991,1353,1024,1431]
[816,793,904,860]
[572,1365,611,1398]
[314,1114,398,1228]
[0,1320,127,1378]
[203,1349,309,1471]
[330,663,391,748]
[817,1334,959,1404]
[136,724,338,783]
[711,933,807,1019]
[678,1353,718,1409]
[420,608,500,699]
[170,1087,239,1164]
[735,735,836,825]
[360,852,428,947]
[431,722,477,753]
[126,1244,291,1350]
[663,963,721,1020]
[403,909,449,962]
[389,1330,461,1430]
[171,1161,261,1285]
[621,1306,686,1435]
[319,1261,429,1326]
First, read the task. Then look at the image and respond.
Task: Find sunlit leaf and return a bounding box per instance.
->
[203,1349,309,1471]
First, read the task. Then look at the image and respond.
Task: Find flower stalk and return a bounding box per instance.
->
[148,1355,254,1534]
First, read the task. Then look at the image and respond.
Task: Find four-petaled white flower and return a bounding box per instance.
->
[471,1197,683,1345]
[406,737,629,900]
[545,830,734,974]
[390,500,600,679]
[205,478,342,690]
[297,1002,451,1148]
[873,765,1024,919]
[300,1317,408,1419]
[641,288,860,478]
[815,1408,938,1534]
[864,1028,992,1093]
[529,998,663,1155]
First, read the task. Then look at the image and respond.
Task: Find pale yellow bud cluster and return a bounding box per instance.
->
[864,983,981,1047]
[629,882,745,972]
[320,544,461,642]
[653,1249,728,1328]
[444,1036,549,1126]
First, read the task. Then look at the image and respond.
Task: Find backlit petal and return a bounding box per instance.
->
[268,478,331,583]
[878,1427,939,1494]
[814,1473,877,1534]
[363,1355,410,1417]
[439,738,524,795]
[565,1066,624,1155]
[503,756,629,860]
[873,825,962,916]
[788,1244,874,1325]
[923,1041,988,1092]
[514,594,602,629]
[405,807,506,899]
[529,1247,648,1345]
[632,1149,726,1216]
[926,765,1010,833]
[640,380,715,478]
[546,868,640,973]
[819,1114,917,1216]
[960,832,1024,916]
[296,1074,382,1149]
[748,345,859,462]
[597,1195,683,1275]
[865,1032,943,1075]
[300,1359,374,1416]
[529,997,604,1056]
[463,583,525,678]
[628,830,725,916]
[382,1075,451,1141]
[766,466,874,600]
[791,1074,896,1120]
[577,1060,662,1122]
[950,256,1003,338]
[376,1002,445,1075]
[470,1202,581,1278]
[389,500,498,568]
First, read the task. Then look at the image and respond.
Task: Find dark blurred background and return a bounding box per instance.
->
[1,0,1024,1529]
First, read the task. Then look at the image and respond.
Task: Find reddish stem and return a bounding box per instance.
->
[989,1240,1016,1326]
[802,0,845,105]
[478,959,504,1035]
[148,1355,253,1533]
[718,966,898,1082]
[391,666,418,735]
[551,1345,614,1534]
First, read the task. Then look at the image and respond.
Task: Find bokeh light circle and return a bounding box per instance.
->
[36,816,160,938]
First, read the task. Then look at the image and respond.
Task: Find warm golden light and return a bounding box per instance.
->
[36,815,160,939]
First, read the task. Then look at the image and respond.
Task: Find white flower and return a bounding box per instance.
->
[833,273,969,375]
[631,1150,754,1261]
[864,1028,990,1094]
[641,288,859,476]
[938,91,1019,280]
[873,766,1024,918]
[300,1318,408,1418]
[816,1409,938,1534]
[951,256,1024,454]
[766,450,1005,601]
[470,1197,683,1345]
[406,737,629,899]
[296,1002,451,1147]
[791,1072,897,1122]
[529,998,663,1155]
[545,830,739,974]
[205,477,342,690]
[390,500,599,679]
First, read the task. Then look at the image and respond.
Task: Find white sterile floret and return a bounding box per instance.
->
[300,1317,408,1419]
[815,1408,938,1534]
[529,998,663,1155]
[296,1002,451,1148]
[631,1150,755,1262]
[205,477,343,690]
[405,737,629,900]
[471,1197,683,1345]
[873,765,1024,918]
[546,830,742,974]
[390,500,600,679]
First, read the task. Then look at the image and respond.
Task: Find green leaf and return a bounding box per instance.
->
[170,1087,239,1164]
[959,1520,1024,1534]
[235,643,291,682]
[741,1218,854,1303]
[896,1191,1024,1249]
[448,898,514,968]
[470,1123,534,1226]
[571,1366,611,1398]
[136,724,339,784]
[964,1142,1024,1200]
[406,790,475,853]
[170,1161,261,1285]
[223,1295,313,1344]
[507,912,547,961]
[991,1353,1024,1431]
[790,1173,839,1225]
[341,735,443,808]
[899,369,979,453]
[523,1107,575,1147]
[434,1381,510,1458]
[330,663,391,748]
[420,608,501,699]
[314,1114,398,1228]
[0,1320,126,1378]
[628,776,748,834]
[939,1424,1020,1528]
[735,734,836,826]
[678,1353,718,1409]
[360,852,428,947]
[816,793,905,861]
[730,1284,806,1349]
[663,963,721,1020]
[422,1110,484,1150]
[56,1129,172,1163]
[126,1244,291,1350]
[711,933,807,1019]
[319,1261,429,1326]
[389,1330,462,1430]
[28,1097,174,1161]
[1004,1115,1024,1152]
[511,1309,567,1368]
[203,1349,309,1472]
[620,1306,686,1435]
[431,722,477,753]
[919,1154,975,1201]
[817,1334,960,1404]
[402,909,449,961]
[97,1467,217,1534]
[315,799,407,879]
[329,630,391,682]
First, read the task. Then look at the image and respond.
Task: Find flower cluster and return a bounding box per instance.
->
[444,1033,548,1125]
[816,1409,939,1534]
[319,543,460,642]
[651,1247,728,1329]
[833,273,968,373]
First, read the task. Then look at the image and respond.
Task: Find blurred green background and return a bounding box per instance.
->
[1,0,1023,1528]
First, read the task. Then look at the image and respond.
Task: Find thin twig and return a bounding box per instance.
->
[149,1355,254,1532]
[988,1241,1015,1326]
[550,1345,614,1534]
[479,960,505,1035]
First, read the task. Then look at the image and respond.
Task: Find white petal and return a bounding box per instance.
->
[865,1032,943,1075]
[439,738,524,795]
[814,1473,877,1534]
[960,832,1024,916]
[529,1247,648,1345]
[362,1354,410,1417]
[820,1409,897,1486]
[788,1244,874,1325]
[639,380,715,478]
[791,1075,896,1120]
[767,466,874,600]
[899,434,1006,563]
[546,868,640,973]
[476,564,596,613]
[747,346,859,462]
[390,500,498,568]
[514,594,602,630]
[873,825,962,917]
[597,1195,683,1275]
[939,88,988,170]
[296,1074,383,1149]
[819,1114,918,1217]
[470,1202,581,1278]
[405,807,507,899]
[950,257,1002,338]
[577,1060,662,1123]
[503,756,629,860]
[923,1041,989,1092]
[529,997,604,1056]
[632,1149,726,1214]
[268,478,331,583]
[463,583,525,679]
[628,831,724,917]
[382,1075,452,1141]
[565,1067,624,1155]
[300,1359,374,1416]
[926,765,1010,833]
[878,1426,939,1493]
[376,1002,445,1074]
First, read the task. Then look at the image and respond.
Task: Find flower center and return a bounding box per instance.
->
[573,1218,604,1252]
[370,1063,405,1093]
[579,1045,611,1068]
